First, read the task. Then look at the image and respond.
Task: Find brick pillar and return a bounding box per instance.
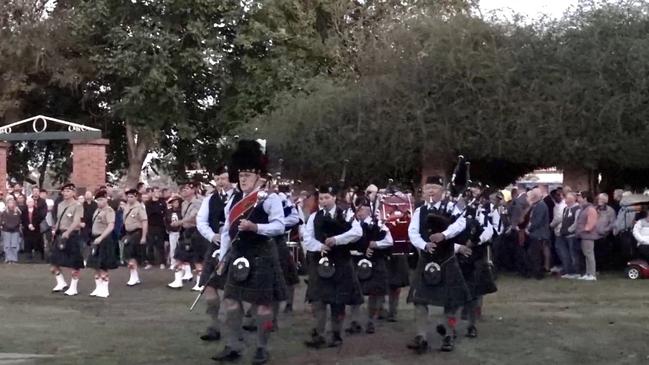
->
[0,142,8,194]
[70,139,109,193]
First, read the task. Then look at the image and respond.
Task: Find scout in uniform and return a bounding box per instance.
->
[87,189,118,298]
[123,189,148,286]
[167,181,206,291]
[50,183,84,296]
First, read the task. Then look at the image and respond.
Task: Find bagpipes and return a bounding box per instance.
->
[189,185,269,312]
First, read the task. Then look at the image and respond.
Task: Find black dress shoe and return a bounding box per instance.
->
[328,332,343,348]
[242,324,257,332]
[344,321,362,335]
[211,346,241,362]
[304,333,327,349]
[466,325,478,338]
[406,335,428,354]
[386,314,397,323]
[201,329,221,342]
[251,348,269,365]
[440,335,455,352]
[365,322,375,334]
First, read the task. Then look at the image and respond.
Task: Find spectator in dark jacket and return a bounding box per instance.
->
[21,197,45,261]
[525,188,550,279]
[1,199,22,263]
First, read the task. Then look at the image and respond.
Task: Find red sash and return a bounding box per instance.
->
[228,191,260,239]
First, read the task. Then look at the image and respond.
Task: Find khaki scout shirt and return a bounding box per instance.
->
[181,197,202,229]
[56,199,83,232]
[124,202,147,232]
[92,206,116,237]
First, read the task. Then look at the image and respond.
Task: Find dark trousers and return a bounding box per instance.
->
[147,226,167,265]
[523,238,545,279]
[638,245,649,262]
[23,229,44,258]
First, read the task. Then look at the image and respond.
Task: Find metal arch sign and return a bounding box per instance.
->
[0,115,102,141]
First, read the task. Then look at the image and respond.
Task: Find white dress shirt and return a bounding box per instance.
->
[362,216,394,248]
[408,200,466,251]
[303,206,363,252]
[219,192,285,261]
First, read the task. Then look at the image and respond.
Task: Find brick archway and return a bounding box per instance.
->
[0,115,108,193]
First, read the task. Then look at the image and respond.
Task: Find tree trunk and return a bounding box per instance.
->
[124,122,151,188]
[38,142,52,188]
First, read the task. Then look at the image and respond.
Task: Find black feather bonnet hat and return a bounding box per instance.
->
[228,140,268,184]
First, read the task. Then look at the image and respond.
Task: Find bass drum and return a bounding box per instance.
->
[287,226,307,276]
[379,193,414,254]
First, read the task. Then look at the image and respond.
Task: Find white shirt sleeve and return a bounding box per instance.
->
[303,212,323,252]
[478,213,494,244]
[218,199,234,261]
[490,206,502,234]
[408,207,427,251]
[334,219,363,245]
[256,194,285,237]
[632,220,649,246]
[375,225,394,248]
[442,205,466,240]
[197,194,217,243]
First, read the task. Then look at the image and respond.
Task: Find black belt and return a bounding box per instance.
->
[56,230,79,235]
[126,229,142,234]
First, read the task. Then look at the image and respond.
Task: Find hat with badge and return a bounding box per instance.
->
[424,176,444,187]
[60,182,76,192]
[317,183,339,196]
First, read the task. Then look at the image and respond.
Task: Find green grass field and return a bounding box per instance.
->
[1,264,648,365]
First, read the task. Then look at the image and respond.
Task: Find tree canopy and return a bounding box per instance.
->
[3,0,649,190]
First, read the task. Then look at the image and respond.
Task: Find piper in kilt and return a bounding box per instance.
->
[458,184,498,339]
[272,185,301,320]
[168,181,207,291]
[49,183,84,296]
[122,189,148,286]
[346,196,393,335]
[212,140,287,365]
[195,167,233,342]
[303,185,363,349]
[406,176,472,353]
[87,189,118,298]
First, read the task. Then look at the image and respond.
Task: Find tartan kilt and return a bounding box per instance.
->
[123,230,147,265]
[458,246,498,297]
[201,244,227,290]
[173,228,208,264]
[387,254,411,289]
[86,236,119,271]
[356,254,390,297]
[407,253,472,308]
[223,239,287,305]
[306,251,363,306]
[275,235,300,286]
[50,231,85,270]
